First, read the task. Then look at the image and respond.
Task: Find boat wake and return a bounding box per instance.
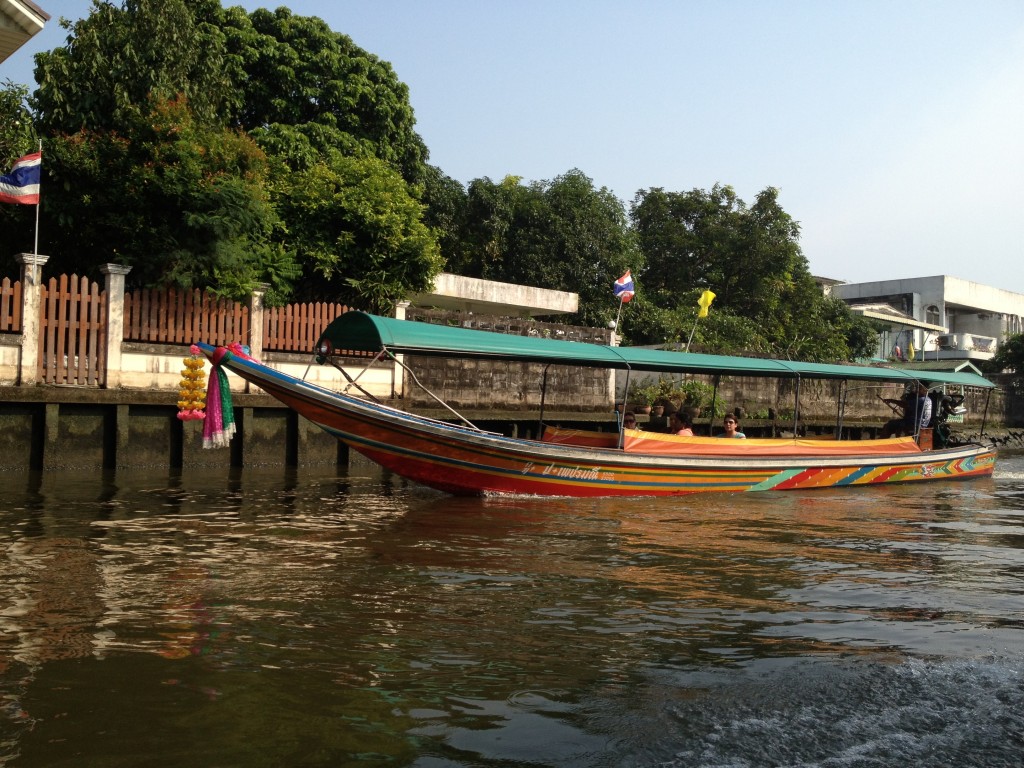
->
[599,656,1024,768]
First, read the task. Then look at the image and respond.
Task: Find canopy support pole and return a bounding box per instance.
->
[324,350,389,402]
[793,375,801,436]
[537,364,552,440]
[618,366,633,448]
[385,350,480,430]
[711,375,721,436]
[835,380,848,439]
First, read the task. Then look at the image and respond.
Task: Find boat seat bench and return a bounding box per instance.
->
[541,426,922,456]
[625,431,922,456]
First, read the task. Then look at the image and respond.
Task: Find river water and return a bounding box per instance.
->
[2,453,1023,767]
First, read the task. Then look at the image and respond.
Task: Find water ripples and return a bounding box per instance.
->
[2,456,1024,766]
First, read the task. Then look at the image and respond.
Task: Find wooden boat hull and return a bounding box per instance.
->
[200,345,996,497]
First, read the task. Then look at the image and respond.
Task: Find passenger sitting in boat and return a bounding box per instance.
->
[623,412,639,430]
[716,415,746,438]
[881,383,932,438]
[669,411,693,436]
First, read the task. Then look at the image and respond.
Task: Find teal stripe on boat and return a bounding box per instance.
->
[837,465,877,485]
[747,468,806,491]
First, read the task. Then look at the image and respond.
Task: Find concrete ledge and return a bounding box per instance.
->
[407,273,578,317]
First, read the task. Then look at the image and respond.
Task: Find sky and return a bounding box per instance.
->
[3,1,1023,291]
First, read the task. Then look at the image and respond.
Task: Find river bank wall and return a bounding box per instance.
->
[0,382,1014,472]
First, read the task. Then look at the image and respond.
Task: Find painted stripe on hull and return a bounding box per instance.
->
[336,422,995,496]
[339,421,995,496]
[318,408,996,496]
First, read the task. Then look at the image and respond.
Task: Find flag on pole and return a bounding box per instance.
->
[697,289,716,318]
[0,152,41,205]
[613,270,635,303]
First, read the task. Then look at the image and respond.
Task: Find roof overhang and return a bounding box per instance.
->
[406,272,578,318]
[890,360,985,377]
[847,303,947,333]
[316,311,996,389]
[0,0,48,64]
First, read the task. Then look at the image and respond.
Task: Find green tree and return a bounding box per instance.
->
[454,174,524,278]
[23,0,440,310]
[984,333,1024,398]
[454,170,640,328]
[0,81,36,161]
[32,0,236,133]
[212,5,429,184]
[279,154,442,313]
[420,164,469,270]
[630,185,803,325]
[41,97,283,295]
[986,334,1024,374]
[533,170,640,329]
[630,184,871,360]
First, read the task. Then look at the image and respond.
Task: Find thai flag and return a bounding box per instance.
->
[613,270,634,303]
[0,152,41,205]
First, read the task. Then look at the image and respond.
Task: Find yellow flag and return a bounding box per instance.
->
[697,290,716,318]
[907,341,916,361]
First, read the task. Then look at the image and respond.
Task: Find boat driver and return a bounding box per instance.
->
[881,383,932,438]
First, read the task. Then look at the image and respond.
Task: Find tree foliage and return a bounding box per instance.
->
[32,0,236,133]
[419,164,469,270]
[0,81,40,265]
[211,5,428,183]
[986,333,1024,376]
[40,97,282,294]
[985,333,1024,396]
[450,170,640,328]
[629,184,876,361]
[278,154,442,313]
[17,0,441,310]
[0,81,36,161]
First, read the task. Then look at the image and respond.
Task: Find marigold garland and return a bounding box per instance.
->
[177,345,207,421]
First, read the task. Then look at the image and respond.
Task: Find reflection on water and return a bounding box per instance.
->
[2,455,1024,766]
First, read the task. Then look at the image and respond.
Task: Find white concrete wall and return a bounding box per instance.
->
[0,337,397,398]
[117,347,396,398]
[0,336,20,385]
[407,272,579,317]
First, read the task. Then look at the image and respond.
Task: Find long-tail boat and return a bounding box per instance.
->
[197,311,997,497]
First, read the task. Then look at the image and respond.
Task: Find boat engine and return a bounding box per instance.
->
[929,392,967,448]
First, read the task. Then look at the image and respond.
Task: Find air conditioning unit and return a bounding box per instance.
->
[936,334,958,350]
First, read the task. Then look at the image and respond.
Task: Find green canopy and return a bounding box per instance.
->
[316,312,996,389]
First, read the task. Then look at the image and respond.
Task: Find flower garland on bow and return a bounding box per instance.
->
[176,345,207,421]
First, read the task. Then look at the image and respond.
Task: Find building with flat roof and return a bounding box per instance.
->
[828,275,1024,363]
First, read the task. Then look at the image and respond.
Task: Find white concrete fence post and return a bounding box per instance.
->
[247,283,268,361]
[15,252,49,385]
[100,263,132,388]
[244,284,268,393]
